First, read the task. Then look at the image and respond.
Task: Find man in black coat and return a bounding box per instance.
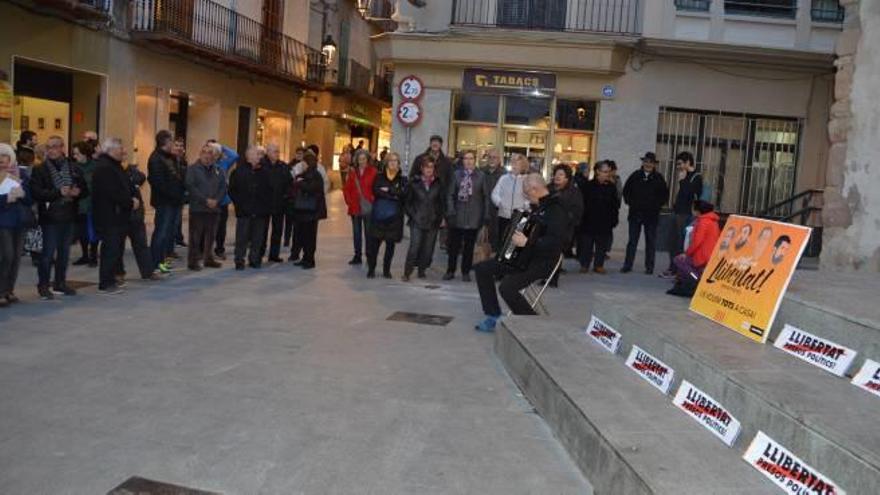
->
[147,130,185,273]
[91,138,137,293]
[662,151,703,277]
[474,174,567,331]
[409,135,454,193]
[578,160,621,274]
[30,135,89,299]
[229,146,274,270]
[622,152,669,274]
[260,144,292,263]
[114,161,157,283]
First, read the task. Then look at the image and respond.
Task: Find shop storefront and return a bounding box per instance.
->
[304,92,385,171]
[451,68,597,173]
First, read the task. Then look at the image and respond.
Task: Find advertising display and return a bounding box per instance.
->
[585,315,622,354]
[690,215,811,343]
[743,431,845,495]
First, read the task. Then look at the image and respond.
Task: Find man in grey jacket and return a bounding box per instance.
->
[185,143,227,270]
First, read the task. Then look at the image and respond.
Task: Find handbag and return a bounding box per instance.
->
[294,193,318,212]
[352,173,372,217]
[372,197,399,223]
[24,226,43,254]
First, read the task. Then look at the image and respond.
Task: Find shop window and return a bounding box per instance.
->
[454,93,499,123]
[556,99,597,131]
[504,96,551,129]
[553,132,592,168]
[503,129,546,172]
[256,108,292,160]
[454,124,498,159]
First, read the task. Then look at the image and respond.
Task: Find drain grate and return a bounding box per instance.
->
[387,311,454,326]
[424,285,442,290]
[107,476,221,495]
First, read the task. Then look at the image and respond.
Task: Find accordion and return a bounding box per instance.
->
[497,210,539,270]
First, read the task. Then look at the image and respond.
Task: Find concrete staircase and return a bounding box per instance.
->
[496,274,880,494]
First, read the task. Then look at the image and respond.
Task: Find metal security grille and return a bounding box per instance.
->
[656,108,802,216]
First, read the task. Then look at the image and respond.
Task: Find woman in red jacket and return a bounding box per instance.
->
[668,200,720,295]
[342,149,377,265]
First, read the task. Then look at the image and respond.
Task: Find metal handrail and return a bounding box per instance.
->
[759,188,822,216]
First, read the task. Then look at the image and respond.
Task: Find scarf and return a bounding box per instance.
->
[46,158,73,191]
[458,169,473,202]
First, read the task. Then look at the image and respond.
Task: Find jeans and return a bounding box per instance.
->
[115,216,154,279]
[624,212,659,271]
[151,205,180,269]
[350,215,367,258]
[98,227,124,289]
[405,226,438,274]
[578,232,613,269]
[447,227,478,275]
[38,222,74,288]
[295,220,319,264]
[474,258,554,316]
[174,206,185,247]
[367,236,396,274]
[188,212,219,266]
[76,213,97,261]
[283,211,294,247]
[234,216,268,266]
[668,213,691,270]
[496,217,511,253]
[262,212,285,259]
[0,228,24,297]
[215,204,229,255]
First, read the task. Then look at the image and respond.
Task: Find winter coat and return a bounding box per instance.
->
[291,160,330,194]
[368,171,406,242]
[622,168,669,219]
[216,146,239,206]
[410,150,455,192]
[290,166,327,222]
[91,153,133,233]
[126,165,147,222]
[262,157,292,214]
[0,171,33,229]
[491,173,530,220]
[674,171,704,215]
[447,168,486,230]
[405,175,445,230]
[481,165,504,223]
[77,159,96,215]
[686,211,720,268]
[342,165,378,216]
[549,182,584,245]
[228,162,274,218]
[580,179,621,235]
[30,158,89,225]
[529,194,568,264]
[147,149,185,207]
[185,161,227,214]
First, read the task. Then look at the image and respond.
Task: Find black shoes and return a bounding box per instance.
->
[188,264,203,271]
[268,256,284,263]
[248,262,262,269]
[348,256,362,265]
[300,262,315,270]
[462,273,471,282]
[204,260,223,268]
[52,285,77,296]
[235,262,245,270]
[442,272,455,281]
[417,271,427,279]
[620,266,632,273]
[38,286,54,300]
[366,269,376,279]
[72,257,89,266]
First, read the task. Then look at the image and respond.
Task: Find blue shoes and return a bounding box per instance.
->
[475,316,500,333]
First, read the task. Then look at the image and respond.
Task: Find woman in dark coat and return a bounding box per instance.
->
[366,152,406,279]
[444,150,485,282]
[548,163,584,287]
[290,151,327,270]
[403,155,444,281]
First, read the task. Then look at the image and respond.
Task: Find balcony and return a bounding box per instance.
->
[337,58,392,103]
[724,1,797,19]
[129,0,325,87]
[32,0,111,20]
[451,0,642,35]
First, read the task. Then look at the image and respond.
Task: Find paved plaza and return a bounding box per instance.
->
[0,193,590,494]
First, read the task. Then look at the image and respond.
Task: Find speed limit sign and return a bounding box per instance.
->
[398,75,424,102]
[396,101,422,127]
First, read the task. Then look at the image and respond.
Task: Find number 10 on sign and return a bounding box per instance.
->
[397,101,422,127]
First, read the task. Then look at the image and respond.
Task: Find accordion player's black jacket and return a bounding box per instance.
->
[528,193,568,265]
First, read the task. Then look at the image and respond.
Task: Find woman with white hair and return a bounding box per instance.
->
[0,143,33,307]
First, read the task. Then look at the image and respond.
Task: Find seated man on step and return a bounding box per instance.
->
[473,173,567,332]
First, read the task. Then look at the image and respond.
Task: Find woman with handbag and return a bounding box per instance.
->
[291,152,327,270]
[0,143,33,307]
[342,149,376,265]
[366,152,406,279]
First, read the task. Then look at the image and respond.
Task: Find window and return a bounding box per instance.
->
[454,93,500,123]
[725,0,797,18]
[811,0,844,22]
[656,107,802,215]
[454,125,498,159]
[504,96,551,128]
[553,99,597,167]
[556,100,596,131]
[675,0,711,12]
[497,0,567,30]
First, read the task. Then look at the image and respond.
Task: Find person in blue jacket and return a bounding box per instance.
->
[0,143,33,307]
[208,140,238,259]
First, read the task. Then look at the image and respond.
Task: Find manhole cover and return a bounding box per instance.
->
[387,311,454,326]
[107,476,221,495]
[66,280,97,289]
[424,285,441,290]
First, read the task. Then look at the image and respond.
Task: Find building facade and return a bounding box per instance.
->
[0,0,392,172]
[376,0,841,220]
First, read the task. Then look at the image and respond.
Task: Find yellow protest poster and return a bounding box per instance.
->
[689,215,811,343]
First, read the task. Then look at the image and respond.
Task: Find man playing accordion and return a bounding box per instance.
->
[474,173,567,332]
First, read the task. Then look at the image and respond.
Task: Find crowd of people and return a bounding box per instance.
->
[0,129,720,318]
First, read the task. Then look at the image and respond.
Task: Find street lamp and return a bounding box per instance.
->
[321,34,337,64]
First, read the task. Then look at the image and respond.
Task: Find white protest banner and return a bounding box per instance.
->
[773,324,857,377]
[585,315,622,354]
[624,345,674,394]
[851,359,880,398]
[672,380,741,447]
[743,431,845,495]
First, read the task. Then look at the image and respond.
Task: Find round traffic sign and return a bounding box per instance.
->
[398,75,425,102]
[396,101,422,127]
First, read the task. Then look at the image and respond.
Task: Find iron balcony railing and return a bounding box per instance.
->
[725,0,797,19]
[338,59,392,103]
[674,0,710,12]
[361,0,393,18]
[129,0,325,86]
[451,0,642,35]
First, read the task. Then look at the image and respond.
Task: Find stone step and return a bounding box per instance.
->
[496,318,775,495]
[592,289,880,494]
